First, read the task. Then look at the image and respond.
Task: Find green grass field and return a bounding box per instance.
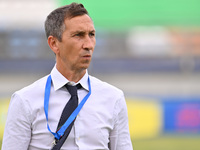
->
[133,135,200,150]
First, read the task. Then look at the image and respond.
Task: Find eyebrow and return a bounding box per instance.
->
[72,30,95,34]
[90,30,96,33]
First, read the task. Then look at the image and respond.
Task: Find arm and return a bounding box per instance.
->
[2,93,32,150]
[109,94,133,150]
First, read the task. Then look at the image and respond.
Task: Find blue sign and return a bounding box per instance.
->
[163,100,200,133]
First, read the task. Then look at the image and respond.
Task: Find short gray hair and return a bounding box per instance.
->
[45,3,89,41]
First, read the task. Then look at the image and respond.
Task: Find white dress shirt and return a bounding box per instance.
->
[2,66,133,150]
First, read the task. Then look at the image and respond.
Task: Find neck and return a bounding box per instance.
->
[56,64,86,83]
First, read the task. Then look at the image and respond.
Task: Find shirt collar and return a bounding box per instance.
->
[51,65,89,91]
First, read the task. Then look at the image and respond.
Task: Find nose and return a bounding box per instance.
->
[83,35,95,50]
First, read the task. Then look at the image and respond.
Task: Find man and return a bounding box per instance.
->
[2,3,133,150]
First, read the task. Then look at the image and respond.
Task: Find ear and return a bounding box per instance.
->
[47,36,60,54]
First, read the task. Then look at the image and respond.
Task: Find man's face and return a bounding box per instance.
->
[56,14,96,73]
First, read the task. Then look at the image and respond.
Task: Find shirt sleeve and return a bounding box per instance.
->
[2,93,32,150]
[109,93,133,150]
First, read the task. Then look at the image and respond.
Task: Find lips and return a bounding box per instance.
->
[82,53,91,58]
[83,54,91,57]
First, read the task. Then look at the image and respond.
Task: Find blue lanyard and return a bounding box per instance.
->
[44,75,91,140]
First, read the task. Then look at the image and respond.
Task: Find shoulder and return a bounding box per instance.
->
[14,75,49,100]
[89,75,124,97]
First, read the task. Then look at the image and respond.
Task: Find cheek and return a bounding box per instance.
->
[65,42,79,55]
[93,42,96,51]
[93,38,96,46]
[70,46,82,59]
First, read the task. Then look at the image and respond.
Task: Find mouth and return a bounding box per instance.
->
[82,54,91,58]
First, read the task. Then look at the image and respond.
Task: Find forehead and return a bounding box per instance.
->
[64,14,95,32]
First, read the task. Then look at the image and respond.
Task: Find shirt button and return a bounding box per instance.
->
[77,137,80,141]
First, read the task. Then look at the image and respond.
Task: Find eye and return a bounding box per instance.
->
[89,32,95,37]
[73,32,84,37]
[75,33,81,36]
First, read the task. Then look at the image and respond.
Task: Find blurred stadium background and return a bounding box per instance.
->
[0,0,200,149]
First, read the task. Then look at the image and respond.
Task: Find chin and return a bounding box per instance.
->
[81,60,91,68]
[82,65,89,70]
[80,64,90,70]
